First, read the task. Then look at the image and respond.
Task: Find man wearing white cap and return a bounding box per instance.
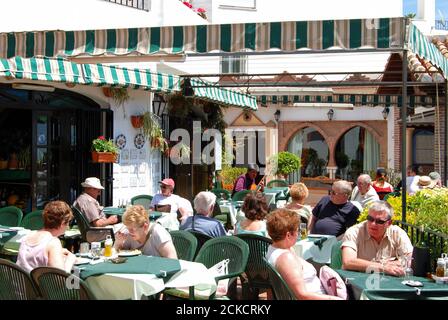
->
[73,177,118,227]
[150,178,192,230]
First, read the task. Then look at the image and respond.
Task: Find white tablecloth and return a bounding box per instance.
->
[293,235,337,264]
[82,260,216,300]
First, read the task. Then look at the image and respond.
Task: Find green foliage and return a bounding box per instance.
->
[269,151,301,176]
[219,166,247,185]
[357,189,448,234]
[335,152,349,169]
[91,136,119,154]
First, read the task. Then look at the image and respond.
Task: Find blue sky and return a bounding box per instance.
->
[403,0,448,20]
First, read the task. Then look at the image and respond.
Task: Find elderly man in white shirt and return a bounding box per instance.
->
[350,174,379,209]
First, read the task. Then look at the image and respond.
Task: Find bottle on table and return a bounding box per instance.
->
[436,258,446,277]
[104,235,113,257]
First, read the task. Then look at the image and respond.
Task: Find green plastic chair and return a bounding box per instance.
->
[0,258,40,300]
[165,236,249,300]
[130,194,153,210]
[330,240,343,270]
[71,206,114,243]
[188,230,213,258]
[232,190,252,202]
[235,234,273,299]
[31,267,95,300]
[264,258,296,300]
[170,230,198,261]
[0,206,23,227]
[210,189,232,201]
[20,210,44,230]
[266,179,289,188]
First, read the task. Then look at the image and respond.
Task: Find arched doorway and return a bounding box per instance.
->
[0,84,113,212]
[287,127,329,182]
[335,126,380,181]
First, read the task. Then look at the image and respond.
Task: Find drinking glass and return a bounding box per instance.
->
[300,223,308,240]
[90,242,101,259]
[404,257,414,281]
[379,257,389,282]
[79,242,90,256]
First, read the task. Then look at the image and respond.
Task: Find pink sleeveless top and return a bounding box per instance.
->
[16,232,55,273]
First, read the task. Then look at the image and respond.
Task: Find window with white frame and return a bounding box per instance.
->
[220,55,248,74]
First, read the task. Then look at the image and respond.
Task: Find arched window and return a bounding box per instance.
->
[287,127,329,182]
[335,126,380,181]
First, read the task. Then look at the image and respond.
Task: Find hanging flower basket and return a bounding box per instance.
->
[131,115,144,129]
[91,151,118,163]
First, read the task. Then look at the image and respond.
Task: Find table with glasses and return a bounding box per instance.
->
[293,234,337,264]
[336,269,448,300]
[78,255,216,300]
[103,207,163,221]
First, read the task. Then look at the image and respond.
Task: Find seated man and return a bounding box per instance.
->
[341,201,413,276]
[180,191,227,238]
[309,180,360,238]
[350,174,379,209]
[73,177,118,227]
[232,164,264,196]
[150,178,190,231]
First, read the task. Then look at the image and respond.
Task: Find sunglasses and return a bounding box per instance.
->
[366,215,390,225]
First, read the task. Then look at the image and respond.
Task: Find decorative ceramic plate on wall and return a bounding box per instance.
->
[115,134,126,149]
[134,133,145,149]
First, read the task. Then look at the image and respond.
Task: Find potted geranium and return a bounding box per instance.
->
[91,136,119,163]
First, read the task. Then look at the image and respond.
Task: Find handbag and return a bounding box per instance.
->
[319,265,348,300]
[209,259,230,296]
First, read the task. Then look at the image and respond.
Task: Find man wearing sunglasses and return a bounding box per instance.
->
[341,201,413,276]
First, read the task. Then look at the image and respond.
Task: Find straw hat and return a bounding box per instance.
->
[417,176,435,189]
[81,177,104,190]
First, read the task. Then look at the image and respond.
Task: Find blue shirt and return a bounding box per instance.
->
[180,215,227,238]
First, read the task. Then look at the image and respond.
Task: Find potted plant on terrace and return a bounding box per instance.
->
[268,151,301,180]
[91,136,119,163]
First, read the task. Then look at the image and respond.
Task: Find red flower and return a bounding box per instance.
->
[98,136,105,140]
[182,1,192,8]
[197,7,206,13]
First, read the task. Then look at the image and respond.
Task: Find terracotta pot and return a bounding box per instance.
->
[91,151,117,163]
[8,153,18,169]
[131,115,143,129]
[102,87,113,98]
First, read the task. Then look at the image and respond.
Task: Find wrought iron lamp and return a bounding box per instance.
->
[382,106,390,120]
[274,109,281,122]
[327,108,334,121]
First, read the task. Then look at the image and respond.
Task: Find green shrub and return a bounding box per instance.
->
[219,166,247,185]
[269,151,301,176]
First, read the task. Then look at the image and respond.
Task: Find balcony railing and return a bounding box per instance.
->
[103,0,150,12]
[435,20,448,31]
[395,221,448,270]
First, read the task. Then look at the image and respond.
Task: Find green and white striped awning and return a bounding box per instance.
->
[187,78,257,110]
[0,56,181,92]
[407,23,448,79]
[0,18,404,58]
[258,94,434,108]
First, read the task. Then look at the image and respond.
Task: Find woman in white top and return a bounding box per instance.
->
[266,208,342,300]
[115,205,178,259]
[17,201,77,273]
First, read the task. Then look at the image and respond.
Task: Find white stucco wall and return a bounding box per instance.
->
[193,0,403,24]
[0,0,207,32]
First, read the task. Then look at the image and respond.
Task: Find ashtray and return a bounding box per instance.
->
[110,257,127,264]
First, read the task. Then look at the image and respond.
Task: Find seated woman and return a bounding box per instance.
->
[114,205,177,259]
[372,168,394,200]
[284,182,312,224]
[234,192,268,237]
[266,208,342,300]
[17,201,77,273]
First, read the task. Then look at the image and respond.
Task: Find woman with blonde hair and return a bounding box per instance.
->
[17,201,77,273]
[266,209,342,300]
[285,183,312,224]
[114,205,177,259]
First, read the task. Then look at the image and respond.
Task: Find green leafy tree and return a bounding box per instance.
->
[269,151,301,177]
